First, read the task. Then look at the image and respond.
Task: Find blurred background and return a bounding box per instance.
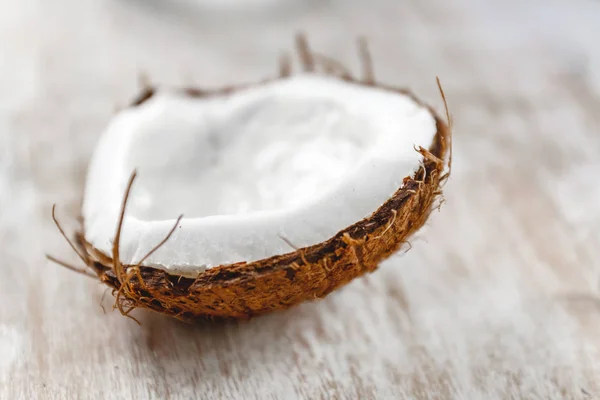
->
[1,0,600,398]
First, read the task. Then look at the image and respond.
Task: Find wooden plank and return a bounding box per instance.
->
[1,0,600,398]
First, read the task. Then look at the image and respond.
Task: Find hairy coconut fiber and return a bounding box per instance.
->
[49,35,452,323]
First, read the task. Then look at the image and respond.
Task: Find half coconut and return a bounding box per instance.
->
[49,36,451,322]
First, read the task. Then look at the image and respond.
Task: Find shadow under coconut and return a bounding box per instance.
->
[121,281,382,391]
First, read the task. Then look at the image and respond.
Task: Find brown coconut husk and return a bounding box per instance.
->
[48,34,452,323]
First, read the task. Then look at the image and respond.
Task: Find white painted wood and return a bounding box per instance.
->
[1,0,600,398]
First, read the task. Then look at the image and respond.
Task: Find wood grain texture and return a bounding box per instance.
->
[1,0,600,398]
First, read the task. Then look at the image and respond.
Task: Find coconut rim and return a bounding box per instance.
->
[47,34,452,322]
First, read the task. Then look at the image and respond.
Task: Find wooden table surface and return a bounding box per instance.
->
[2,0,600,398]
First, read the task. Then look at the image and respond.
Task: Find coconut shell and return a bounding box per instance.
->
[54,36,452,323]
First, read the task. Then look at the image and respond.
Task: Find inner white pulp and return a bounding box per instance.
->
[83,75,437,277]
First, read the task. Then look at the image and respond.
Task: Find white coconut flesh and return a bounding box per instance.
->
[82,74,438,278]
